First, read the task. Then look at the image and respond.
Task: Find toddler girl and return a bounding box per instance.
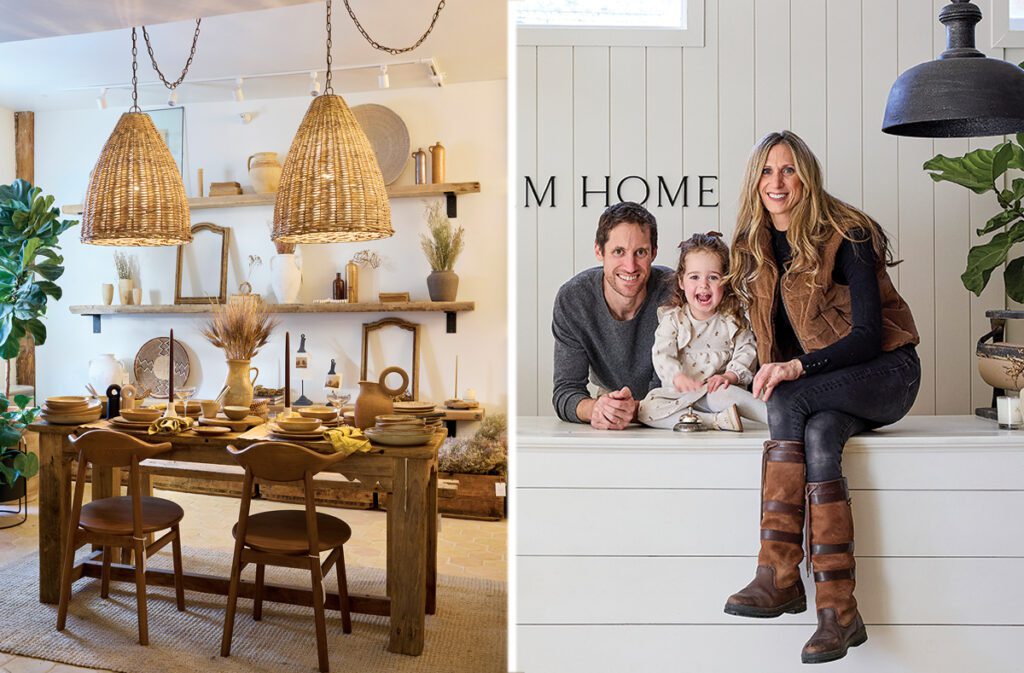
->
[639,232,767,430]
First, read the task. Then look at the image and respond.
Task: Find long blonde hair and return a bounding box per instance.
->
[729,131,895,302]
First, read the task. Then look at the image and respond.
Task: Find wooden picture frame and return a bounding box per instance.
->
[175,222,229,305]
[361,317,421,401]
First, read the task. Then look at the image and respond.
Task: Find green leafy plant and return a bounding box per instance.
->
[923,131,1024,302]
[419,201,465,272]
[0,393,40,488]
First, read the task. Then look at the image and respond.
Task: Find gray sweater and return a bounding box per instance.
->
[551,266,672,422]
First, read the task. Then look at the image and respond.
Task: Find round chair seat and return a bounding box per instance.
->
[233,510,352,554]
[79,495,184,534]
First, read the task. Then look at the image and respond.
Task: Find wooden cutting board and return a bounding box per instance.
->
[198,415,265,431]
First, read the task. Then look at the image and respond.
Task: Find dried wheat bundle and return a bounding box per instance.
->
[200,300,279,360]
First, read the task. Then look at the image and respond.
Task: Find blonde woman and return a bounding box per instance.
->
[722,131,920,664]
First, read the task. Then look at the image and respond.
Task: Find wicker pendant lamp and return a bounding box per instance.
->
[81,28,192,246]
[272,0,392,244]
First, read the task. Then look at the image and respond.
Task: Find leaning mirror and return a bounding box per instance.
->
[175,222,229,304]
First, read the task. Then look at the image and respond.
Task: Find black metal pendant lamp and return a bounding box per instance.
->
[883,0,1024,137]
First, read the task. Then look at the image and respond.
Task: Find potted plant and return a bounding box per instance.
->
[113,250,133,304]
[420,200,465,302]
[924,131,1024,396]
[0,179,75,519]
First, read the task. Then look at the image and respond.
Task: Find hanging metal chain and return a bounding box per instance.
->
[325,0,334,93]
[343,0,446,55]
[130,28,140,112]
[141,19,202,90]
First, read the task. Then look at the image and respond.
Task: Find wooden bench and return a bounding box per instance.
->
[515,415,1024,673]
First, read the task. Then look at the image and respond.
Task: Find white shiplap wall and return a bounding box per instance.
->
[517,0,1019,417]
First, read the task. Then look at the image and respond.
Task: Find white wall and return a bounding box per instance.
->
[0,105,14,183]
[34,80,507,419]
[517,0,1017,417]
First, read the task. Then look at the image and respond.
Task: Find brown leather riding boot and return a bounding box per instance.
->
[724,440,807,618]
[801,478,868,664]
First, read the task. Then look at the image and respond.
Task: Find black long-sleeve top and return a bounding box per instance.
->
[770,227,883,375]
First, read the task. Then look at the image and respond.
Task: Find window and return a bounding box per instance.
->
[992,0,1024,47]
[516,0,704,47]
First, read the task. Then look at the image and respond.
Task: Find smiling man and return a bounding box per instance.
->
[551,201,672,429]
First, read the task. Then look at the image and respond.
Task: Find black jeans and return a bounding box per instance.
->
[767,345,921,482]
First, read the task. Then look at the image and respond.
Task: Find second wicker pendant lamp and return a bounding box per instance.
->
[272,0,392,244]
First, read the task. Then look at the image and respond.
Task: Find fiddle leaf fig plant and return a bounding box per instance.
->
[923,131,1024,302]
[0,179,77,391]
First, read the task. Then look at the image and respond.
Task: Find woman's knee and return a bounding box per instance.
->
[804,413,849,482]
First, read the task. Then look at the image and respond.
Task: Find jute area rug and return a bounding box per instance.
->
[0,548,506,673]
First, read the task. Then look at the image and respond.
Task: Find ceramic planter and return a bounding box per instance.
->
[427,270,459,302]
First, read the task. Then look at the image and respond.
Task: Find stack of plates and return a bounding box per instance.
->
[41,397,103,425]
[365,414,435,446]
[266,422,326,441]
[391,401,444,429]
[109,416,155,433]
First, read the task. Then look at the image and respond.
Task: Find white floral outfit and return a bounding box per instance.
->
[639,304,767,428]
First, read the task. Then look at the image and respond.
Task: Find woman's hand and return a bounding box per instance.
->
[752,359,804,401]
[707,371,739,393]
[673,373,705,393]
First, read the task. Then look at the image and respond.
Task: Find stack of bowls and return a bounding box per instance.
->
[364,414,435,446]
[41,396,103,425]
[297,405,341,425]
[391,402,445,430]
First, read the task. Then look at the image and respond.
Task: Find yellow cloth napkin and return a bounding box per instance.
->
[147,416,194,435]
[321,426,372,457]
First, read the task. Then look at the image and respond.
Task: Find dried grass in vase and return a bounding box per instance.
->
[200,300,279,360]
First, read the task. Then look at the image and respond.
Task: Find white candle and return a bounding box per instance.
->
[996,396,1022,428]
[464,388,477,402]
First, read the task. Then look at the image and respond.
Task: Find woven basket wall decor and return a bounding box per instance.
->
[272,93,393,244]
[80,112,192,246]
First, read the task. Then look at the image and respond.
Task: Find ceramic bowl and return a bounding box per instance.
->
[46,396,90,411]
[276,416,322,432]
[120,408,162,422]
[376,414,424,426]
[223,406,250,421]
[297,406,339,421]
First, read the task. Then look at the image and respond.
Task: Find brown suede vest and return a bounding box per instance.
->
[742,228,920,365]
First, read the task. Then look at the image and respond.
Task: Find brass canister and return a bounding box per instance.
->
[345,260,359,303]
[412,148,428,185]
[429,142,446,184]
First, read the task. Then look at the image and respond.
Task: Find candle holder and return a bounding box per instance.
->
[996,395,1022,429]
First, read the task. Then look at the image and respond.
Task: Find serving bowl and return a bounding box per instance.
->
[223,406,251,421]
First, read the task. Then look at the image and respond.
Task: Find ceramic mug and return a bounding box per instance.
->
[199,399,220,418]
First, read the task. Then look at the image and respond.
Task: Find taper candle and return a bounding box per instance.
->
[168,328,174,401]
[285,331,291,408]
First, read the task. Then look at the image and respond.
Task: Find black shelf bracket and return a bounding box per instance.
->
[445,192,457,218]
[446,311,457,333]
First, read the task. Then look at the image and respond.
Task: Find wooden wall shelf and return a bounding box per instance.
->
[70,301,475,334]
[62,182,482,218]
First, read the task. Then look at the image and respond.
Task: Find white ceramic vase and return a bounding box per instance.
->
[270,253,302,304]
[89,354,127,393]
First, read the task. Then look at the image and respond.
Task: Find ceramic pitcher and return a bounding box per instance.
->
[223,359,259,408]
[248,152,282,194]
[354,366,409,429]
[88,354,126,393]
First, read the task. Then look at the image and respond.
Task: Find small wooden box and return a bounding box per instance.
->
[379,292,411,303]
[209,181,243,196]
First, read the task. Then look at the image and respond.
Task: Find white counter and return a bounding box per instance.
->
[514,415,1024,673]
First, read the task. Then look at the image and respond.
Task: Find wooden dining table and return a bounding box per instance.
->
[28,418,442,656]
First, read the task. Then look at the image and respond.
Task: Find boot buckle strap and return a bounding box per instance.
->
[763,500,804,516]
[813,568,855,583]
[765,450,805,464]
[760,528,803,545]
[810,542,854,555]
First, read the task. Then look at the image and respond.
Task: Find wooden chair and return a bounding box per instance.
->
[221,441,354,673]
[56,429,186,645]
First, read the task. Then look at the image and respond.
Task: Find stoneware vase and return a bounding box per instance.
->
[354,366,409,429]
[117,278,133,305]
[248,152,282,194]
[427,270,459,302]
[223,359,259,408]
[88,354,126,393]
[131,287,142,305]
[101,283,114,305]
[270,253,302,304]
